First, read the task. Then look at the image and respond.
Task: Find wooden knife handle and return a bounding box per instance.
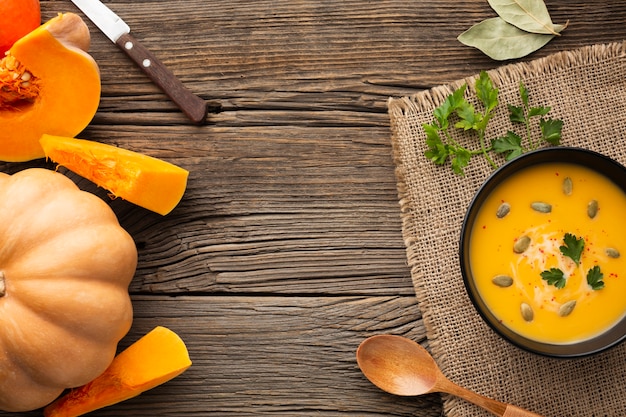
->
[116,32,208,125]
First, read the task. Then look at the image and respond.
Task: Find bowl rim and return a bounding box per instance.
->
[459,146,626,358]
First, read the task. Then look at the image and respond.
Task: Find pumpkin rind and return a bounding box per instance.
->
[0,0,41,54]
[0,168,137,411]
[0,13,100,162]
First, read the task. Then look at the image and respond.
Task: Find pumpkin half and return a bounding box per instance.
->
[0,168,137,412]
[0,13,100,162]
[40,135,189,215]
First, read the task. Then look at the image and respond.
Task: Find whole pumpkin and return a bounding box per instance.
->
[0,168,137,411]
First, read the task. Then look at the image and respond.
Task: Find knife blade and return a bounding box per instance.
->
[70,0,209,125]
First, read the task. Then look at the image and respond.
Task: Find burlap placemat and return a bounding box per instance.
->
[389,41,626,417]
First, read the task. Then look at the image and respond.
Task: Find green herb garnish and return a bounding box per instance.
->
[492,82,563,161]
[559,233,584,265]
[424,71,498,176]
[540,268,566,289]
[424,75,563,175]
[586,265,605,290]
[540,234,604,291]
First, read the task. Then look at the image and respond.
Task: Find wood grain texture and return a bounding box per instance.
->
[1,0,626,415]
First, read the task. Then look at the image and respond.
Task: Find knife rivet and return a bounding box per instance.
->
[142,59,151,68]
[124,41,133,50]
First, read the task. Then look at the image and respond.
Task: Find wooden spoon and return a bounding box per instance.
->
[356,335,545,417]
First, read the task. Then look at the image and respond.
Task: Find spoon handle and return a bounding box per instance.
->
[502,404,545,417]
[443,382,545,417]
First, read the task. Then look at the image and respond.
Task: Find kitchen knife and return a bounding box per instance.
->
[70,0,209,125]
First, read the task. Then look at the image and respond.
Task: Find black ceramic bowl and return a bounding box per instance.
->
[460,147,626,358]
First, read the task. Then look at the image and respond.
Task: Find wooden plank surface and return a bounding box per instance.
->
[1,0,626,415]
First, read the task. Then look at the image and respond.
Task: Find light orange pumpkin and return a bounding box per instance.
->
[0,168,137,412]
[0,12,100,162]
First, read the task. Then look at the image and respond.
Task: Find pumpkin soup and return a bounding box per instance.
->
[469,162,626,344]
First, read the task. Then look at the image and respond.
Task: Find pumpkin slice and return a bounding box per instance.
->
[43,326,192,417]
[0,13,100,162]
[40,134,189,215]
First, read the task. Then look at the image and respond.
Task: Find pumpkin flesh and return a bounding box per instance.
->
[0,13,100,162]
[43,326,192,417]
[0,168,136,411]
[40,135,189,215]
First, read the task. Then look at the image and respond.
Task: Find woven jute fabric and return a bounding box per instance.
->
[388,41,626,417]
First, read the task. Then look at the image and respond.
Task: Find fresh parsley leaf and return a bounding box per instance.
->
[540,268,567,289]
[528,106,551,117]
[560,233,584,265]
[451,148,472,176]
[586,265,605,290]
[424,141,450,165]
[475,70,499,115]
[540,118,563,145]
[455,101,479,131]
[518,82,529,107]
[507,104,525,124]
[434,85,467,129]
[492,131,523,160]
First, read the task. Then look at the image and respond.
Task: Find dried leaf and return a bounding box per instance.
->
[488,0,566,35]
[458,17,554,61]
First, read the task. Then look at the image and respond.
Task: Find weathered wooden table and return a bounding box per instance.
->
[2,1,626,415]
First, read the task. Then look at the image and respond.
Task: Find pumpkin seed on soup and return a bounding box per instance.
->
[513,235,531,253]
[606,248,620,259]
[562,177,573,196]
[587,199,599,219]
[531,202,552,213]
[559,300,577,317]
[521,303,534,322]
[496,202,510,218]
[492,274,513,287]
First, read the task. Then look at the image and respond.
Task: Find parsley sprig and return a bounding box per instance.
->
[423,71,498,175]
[540,268,566,289]
[587,265,605,290]
[493,82,563,161]
[540,234,604,291]
[559,233,584,265]
[423,73,563,175]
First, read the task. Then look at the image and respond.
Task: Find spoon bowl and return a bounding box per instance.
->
[356,335,545,417]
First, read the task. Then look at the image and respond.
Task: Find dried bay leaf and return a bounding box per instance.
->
[488,0,567,35]
[458,17,554,61]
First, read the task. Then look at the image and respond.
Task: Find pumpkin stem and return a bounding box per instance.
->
[0,54,40,110]
[0,271,5,297]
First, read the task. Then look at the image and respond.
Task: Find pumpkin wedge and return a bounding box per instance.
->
[40,135,189,215]
[0,13,100,162]
[43,326,192,417]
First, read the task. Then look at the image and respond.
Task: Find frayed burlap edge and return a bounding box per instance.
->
[390,41,626,119]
